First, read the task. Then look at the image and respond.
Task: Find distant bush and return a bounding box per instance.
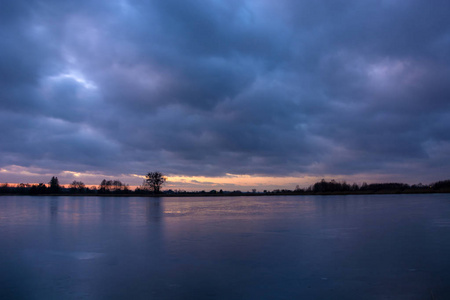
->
[432,180,450,191]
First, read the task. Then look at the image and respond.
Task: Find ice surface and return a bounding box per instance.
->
[0,194,450,299]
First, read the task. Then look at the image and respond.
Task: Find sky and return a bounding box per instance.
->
[1,0,450,191]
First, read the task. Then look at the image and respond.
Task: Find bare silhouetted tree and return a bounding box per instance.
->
[70,181,85,193]
[145,172,166,194]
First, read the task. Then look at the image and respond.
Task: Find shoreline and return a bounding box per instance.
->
[1,189,449,198]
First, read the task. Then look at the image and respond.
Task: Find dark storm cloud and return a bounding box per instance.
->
[1,0,450,184]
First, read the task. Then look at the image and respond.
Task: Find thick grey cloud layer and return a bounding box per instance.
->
[1,0,450,184]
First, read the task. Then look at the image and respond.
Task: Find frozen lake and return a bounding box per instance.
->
[1,194,450,299]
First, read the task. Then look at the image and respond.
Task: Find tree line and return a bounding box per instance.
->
[0,172,167,195]
[1,174,450,196]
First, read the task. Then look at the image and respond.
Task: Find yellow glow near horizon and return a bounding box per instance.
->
[62,171,82,177]
[126,173,321,191]
[167,174,297,185]
[0,165,413,191]
[165,174,319,189]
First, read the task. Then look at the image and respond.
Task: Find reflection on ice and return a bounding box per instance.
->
[23,249,104,260]
[432,218,450,227]
[47,251,104,260]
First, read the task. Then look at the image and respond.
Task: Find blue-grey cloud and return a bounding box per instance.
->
[1,0,450,185]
